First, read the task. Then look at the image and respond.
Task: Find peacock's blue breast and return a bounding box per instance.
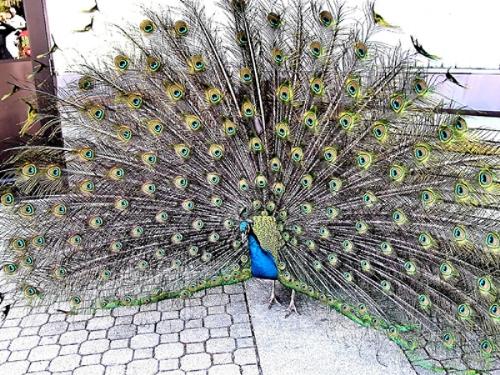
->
[248,233,278,280]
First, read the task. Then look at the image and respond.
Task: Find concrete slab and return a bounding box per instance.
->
[246,278,423,375]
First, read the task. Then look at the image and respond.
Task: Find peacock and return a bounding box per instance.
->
[0,0,499,373]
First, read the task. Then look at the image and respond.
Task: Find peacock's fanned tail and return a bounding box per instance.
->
[0,0,498,372]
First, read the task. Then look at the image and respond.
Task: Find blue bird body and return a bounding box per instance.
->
[248,233,278,280]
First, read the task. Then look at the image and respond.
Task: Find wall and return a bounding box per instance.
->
[44,0,500,73]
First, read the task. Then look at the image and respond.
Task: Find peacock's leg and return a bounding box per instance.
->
[268,280,281,309]
[285,289,299,317]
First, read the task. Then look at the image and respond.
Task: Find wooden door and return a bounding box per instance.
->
[0,0,56,165]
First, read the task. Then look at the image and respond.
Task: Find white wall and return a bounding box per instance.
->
[45,0,500,73]
[44,0,500,130]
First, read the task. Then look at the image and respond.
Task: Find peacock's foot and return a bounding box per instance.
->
[268,280,281,309]
[285,289,299,318]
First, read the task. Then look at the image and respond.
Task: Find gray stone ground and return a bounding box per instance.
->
[0,275,428,375]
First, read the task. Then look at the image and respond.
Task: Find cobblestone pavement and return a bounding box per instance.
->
[0,276,428,375]
[0,284,260,375]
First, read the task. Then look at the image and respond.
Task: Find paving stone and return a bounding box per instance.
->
[208,364,240,375]
[212,353,232,365]
[112,307,139,317]
[94,309,112,317]
[157,319,184,334]
[104,364,126,375]
[207,306,225,315]
[0,340,8,350]
[39,321,68,336]
[20,326,40,336]
[74,364,105,375]
[186,342,204,353]
[68,314,93,323]
[201,294,229,307]
[1,319,21,328]
[233,313,250,324]
[237,337,254,348]
[68,321,87,331]
[226,303,248,315]
[115,316,134,325]
[180,306,207,320]
[160,333,179,343]
[230,294,245,303]
[48,354,81,372]
[184,298,202,307]
[60,343,80,355]
[180,328,209,343]
[108,324,137,340]
[204,314,232,329]
[188,371,207,375]
[8,349,29,361]
[49,314,66,322]
[134,348,153,359]
[210,328,228,338]
[39,335,59,345]
[0,327,21,340]
[241,364,260,375]
[158,370,184,375]
[155,343,184,359]
[59,329,88,345]
[126,358,158,375]
[192,290,206,298]
[89,330,107,340]
[9,335,40,351]
[87,316,115,330]
[0,360,30,375]
[81,354,101,365]
[21,313,49,327]
[28,360,49,372]
[157,299,184,312]
[137,324,156,333]
[80,339,110,355]
[4,307,29,319]
[159,358,179,371]
[0,349,9,363]
[185,319,203,329]
[162,311,180,320]
[206,338,236,353]
[234,348,257,365]
[102,348,133,365]
[130,333,160,349]
[230,323,252,338]
[207,287,223,295]
[133,311,161,325]
[224,284,244,294]
[29,344,61,361]
[110,339,129,349]
[139,302,158,312]
[180,353,211,371]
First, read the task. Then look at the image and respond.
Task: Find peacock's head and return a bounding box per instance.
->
[239,221,250,233]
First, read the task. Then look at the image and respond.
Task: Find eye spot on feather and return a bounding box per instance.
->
[114,55,130,71]
[319,10,334,27]
[174,20,189,36]
[267,12,282,28]
[78,76,94,91]
[354,42,367,59]
[140,19,156,34]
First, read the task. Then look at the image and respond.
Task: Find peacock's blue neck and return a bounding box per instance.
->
[248,233,278,280]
